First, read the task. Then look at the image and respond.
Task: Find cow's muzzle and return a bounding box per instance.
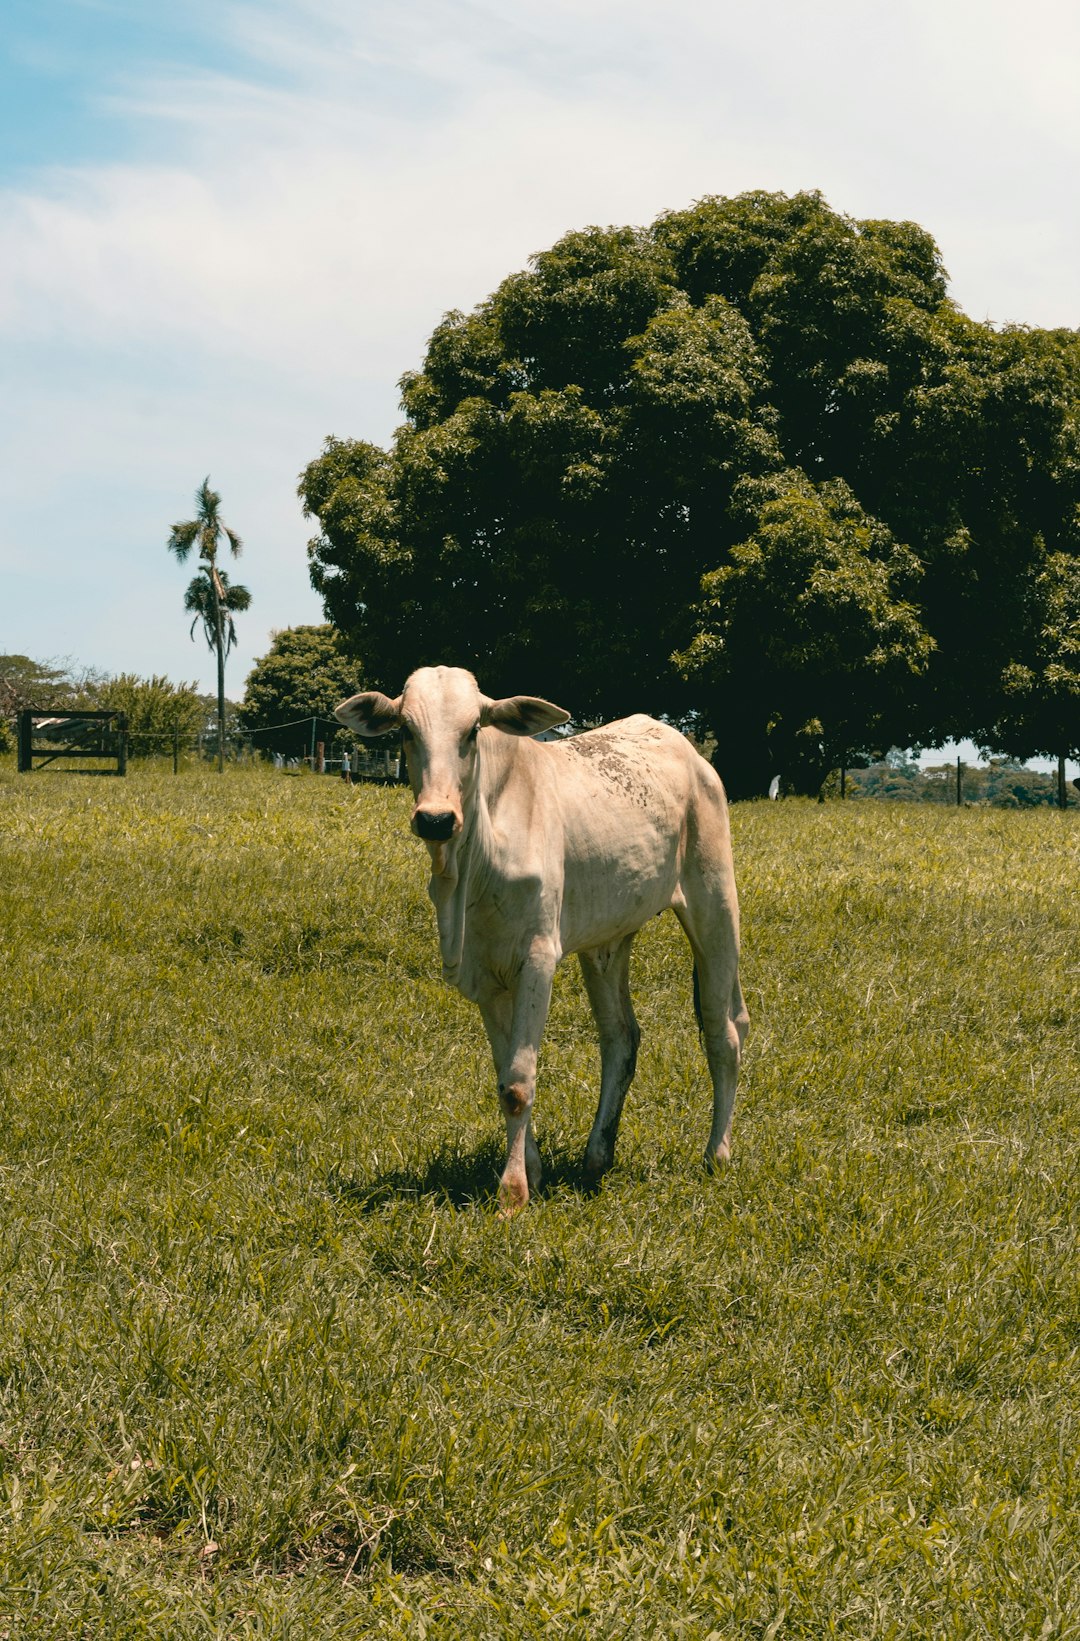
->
[412,807,459,842]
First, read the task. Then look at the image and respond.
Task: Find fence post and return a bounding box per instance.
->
[1058,755,1067,811]
[956,757,962,806]
[17,711,32,773]
[173,725,179,775]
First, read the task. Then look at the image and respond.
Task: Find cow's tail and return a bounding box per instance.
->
[692,961,704,1041]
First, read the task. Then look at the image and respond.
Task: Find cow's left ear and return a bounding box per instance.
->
[480,695,571,737]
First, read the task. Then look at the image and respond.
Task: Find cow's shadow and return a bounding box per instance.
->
[327,1140,598,1214]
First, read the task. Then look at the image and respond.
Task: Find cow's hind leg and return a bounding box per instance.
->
[580,934,640,1181]
[674,904,748,1168]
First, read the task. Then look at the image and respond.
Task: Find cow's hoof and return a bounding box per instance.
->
[703,1142,732,1172]
[583,1147,613,1182]
[498,1175,529,1218]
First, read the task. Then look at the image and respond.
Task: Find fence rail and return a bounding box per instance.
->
[17,710,128,776]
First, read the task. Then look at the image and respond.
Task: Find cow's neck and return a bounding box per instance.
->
[424,730,517,987]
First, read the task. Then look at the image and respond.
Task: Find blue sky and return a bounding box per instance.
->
[1,0,1077,768]
[1,2,247,173]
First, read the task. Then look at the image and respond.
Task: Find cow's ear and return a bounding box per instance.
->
[335,690,402,738]
[480,695,571,737]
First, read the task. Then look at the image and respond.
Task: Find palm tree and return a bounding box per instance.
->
[184,566,252,759]
[167,478,251,771]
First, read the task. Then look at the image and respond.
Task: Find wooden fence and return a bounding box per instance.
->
[17,710,128,775]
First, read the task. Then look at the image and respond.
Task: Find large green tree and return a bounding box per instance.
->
[675,476,933,794]
[967,328,1080,790]
[987,545,1080,799]
[301,191,1080,794]
[239,625,362,757]
[167,479,251,772]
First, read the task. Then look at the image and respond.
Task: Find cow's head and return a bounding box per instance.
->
[336,666,569,870]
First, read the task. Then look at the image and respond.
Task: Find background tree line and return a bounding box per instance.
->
[844,751,1076,808]
[299,189,1079,797]
[0,632,359,766]
[0,654,207,758]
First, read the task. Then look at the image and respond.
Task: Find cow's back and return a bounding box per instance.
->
[527,717,731,955]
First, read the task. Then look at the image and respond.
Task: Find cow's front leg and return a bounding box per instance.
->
[491,942,556,1216]
[476,987,523,1158]
[477,983,543,1211]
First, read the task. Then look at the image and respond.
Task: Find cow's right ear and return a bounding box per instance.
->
[335,691,402,738]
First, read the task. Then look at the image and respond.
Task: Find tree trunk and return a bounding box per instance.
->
[709,714,776,801]
[214,583,226,774]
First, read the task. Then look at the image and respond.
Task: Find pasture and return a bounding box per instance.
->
[0,760,1078,1638]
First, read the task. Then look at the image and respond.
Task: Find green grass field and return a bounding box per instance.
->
[1,760,1078,1637]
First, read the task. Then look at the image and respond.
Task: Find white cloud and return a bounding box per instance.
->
[5,0,1078,364]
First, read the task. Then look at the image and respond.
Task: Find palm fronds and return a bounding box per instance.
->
[184,568,252,655]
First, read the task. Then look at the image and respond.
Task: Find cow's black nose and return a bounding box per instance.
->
[414,809,456,841]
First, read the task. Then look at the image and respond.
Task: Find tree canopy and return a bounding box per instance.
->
[239,625,363,756]
[300,190,1080,795]
[90,673,204,757]
[0,654,80,716]
[0,654,80,753]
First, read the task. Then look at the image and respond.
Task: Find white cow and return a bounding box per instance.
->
[337,666,748,1213]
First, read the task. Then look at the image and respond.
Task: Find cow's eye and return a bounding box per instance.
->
[400,725,414,745]
[465,723,480,745]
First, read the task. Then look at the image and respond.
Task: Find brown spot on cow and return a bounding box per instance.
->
[566,733,651,807]
[564,732,613,759]
[498,1082,531,1118]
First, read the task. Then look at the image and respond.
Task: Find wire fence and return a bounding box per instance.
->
[13,713,405,783]
[11,712,1076,806]
[158,717,403,781]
